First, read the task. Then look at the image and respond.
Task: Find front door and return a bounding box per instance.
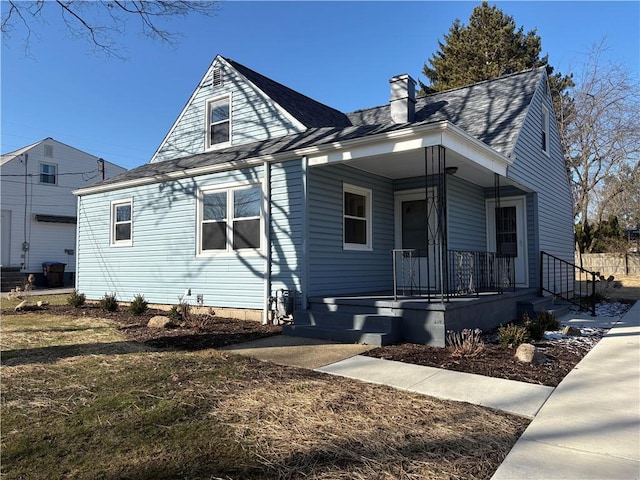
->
[1,210,10,267]
[394,190,441,292]
[486,197,528,286]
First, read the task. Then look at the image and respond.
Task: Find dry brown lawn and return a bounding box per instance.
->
[1,308,529,480]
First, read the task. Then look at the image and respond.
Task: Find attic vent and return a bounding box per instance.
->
[44,145,53,157]
[212,68,223,88]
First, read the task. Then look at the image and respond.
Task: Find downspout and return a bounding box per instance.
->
[75,195,81,291]
[301,156,309,310]
[262,161,271,325]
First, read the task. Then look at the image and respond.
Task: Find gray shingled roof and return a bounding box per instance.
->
[226,58,352,129]
[81,67,545,192]
[348,67,544,156]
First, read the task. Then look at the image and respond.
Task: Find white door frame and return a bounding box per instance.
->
[486,196,528,287]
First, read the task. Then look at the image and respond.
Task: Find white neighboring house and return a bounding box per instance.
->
[1,138,126,289]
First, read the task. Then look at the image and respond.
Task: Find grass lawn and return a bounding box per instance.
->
[1,302,529,479]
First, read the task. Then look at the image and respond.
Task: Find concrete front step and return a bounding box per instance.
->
[282,324,399,346]
[285,310,402,346]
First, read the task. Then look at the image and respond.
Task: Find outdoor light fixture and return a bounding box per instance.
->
[445,166,458,175]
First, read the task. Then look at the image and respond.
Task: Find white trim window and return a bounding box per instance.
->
[39,163,57,185]
[199,184,261,254]
[206,95,231,149]
[541,105,550,155]
[111,199,133,246]
[343,183,372,250]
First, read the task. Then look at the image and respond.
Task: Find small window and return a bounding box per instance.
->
[40,163,57,185]
[207,96,230,149]
[200,185,261,253]
[542,105,550,155]
[343,184,372,250]
[111,200,132,246]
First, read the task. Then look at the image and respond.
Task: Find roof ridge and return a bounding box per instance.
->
[416,66,545,100]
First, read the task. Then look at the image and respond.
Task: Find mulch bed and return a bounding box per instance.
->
[7,303,282,350]
[363,339,593,387]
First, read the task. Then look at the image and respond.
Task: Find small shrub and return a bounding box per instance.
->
[536,311,560,331]
[67,290,86,308]
[524,314,545,341]
[168,305,181,321]
[99,293,118,312]
[446,328,484,357]
[168,299,191,323]
[498,323,528,347]
[129,294,148,315]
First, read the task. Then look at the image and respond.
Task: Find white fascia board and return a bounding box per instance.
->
[441,124,512,176]
[304,121,512,174]
[73,150,300,196]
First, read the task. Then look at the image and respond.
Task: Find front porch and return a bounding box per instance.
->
[285,287,548,347]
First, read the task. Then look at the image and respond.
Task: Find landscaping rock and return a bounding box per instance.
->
[515,343,547,364]
[147,316,174,329]
[14,301,45,312]
[563,326,582,337]
[14,300,28,312]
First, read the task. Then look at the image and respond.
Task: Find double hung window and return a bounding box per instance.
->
[207,96,230,148]
[343,183,372,250]
[111,200,132,246]
[40,163,57,185]
[200,185,261,253]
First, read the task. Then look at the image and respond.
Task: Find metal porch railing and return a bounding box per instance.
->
[540,250,597,316]
[392,249,515,300]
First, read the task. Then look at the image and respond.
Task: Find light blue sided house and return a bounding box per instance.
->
[74,55,575,346]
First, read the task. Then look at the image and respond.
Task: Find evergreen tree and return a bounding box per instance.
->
[419,1,572,116]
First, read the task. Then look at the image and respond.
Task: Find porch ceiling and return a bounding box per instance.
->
[343,149,502,187]
[305,121,519,188]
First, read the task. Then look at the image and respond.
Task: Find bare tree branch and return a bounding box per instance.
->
[559,40,640,240]
[1,0,220,58]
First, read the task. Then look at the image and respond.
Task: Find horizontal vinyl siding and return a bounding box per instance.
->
[448,176,486,251]
[509,82,574,266]
[153,61,303,162]
[77,166,265,308]
[270,160,303,296]
[308,164,394,296]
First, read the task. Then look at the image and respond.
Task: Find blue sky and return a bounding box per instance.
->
[1,1,638,170]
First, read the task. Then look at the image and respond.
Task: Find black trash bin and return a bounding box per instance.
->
[42,262,66,288]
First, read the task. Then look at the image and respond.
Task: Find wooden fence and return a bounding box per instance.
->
[575,253,640,276]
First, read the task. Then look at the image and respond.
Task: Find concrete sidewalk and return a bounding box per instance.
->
[317,355,554,418]
[492,301,640,479]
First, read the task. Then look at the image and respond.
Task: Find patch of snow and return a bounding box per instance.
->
[595,301,632,317]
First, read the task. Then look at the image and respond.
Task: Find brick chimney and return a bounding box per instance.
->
[389,74,416,124]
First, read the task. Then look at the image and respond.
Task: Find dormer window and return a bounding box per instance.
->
[207,96,230,149]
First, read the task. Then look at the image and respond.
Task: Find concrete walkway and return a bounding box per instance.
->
[492,301,640,480]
